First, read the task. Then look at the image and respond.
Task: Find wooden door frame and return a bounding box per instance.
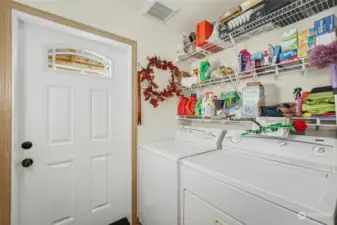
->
[0,1,138,225]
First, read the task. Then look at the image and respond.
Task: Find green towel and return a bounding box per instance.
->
[302,91,335,114]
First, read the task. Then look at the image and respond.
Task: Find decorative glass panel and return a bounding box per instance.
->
[47,48,112,77]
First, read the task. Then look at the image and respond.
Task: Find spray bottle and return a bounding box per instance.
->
[294,88,303,117]
[195,98,202,116]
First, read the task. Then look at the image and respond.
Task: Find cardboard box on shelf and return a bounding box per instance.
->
[314,17,327,36]
[243,82,265,118]
[219,6,242,24]
[326,14,336,33]
[282,29,298,41]
[240,0,263,12]
[281,38,298,52]
[316,32,337,45]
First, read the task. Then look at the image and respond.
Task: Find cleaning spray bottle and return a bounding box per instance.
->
[201,95,207,116]
[186,93,197,116]
[205,94,215,117]
[294,87,303,117]
[177,96,188,116]
[195,97,202,116]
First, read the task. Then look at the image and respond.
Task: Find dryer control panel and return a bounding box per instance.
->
[222,130,337,173]
[174,126,224,148]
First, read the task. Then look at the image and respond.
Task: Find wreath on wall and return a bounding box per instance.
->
[139,56,182,108]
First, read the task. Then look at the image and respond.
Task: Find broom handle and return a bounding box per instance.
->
[332,64,337,90]
[331,64,337,125]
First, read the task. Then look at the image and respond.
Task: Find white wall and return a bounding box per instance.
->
[15,0,187,145]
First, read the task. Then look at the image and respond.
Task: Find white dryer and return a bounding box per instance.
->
[139,126,224,225]
[180,130,337,225]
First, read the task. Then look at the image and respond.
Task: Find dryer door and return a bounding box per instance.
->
[184,190,243,225]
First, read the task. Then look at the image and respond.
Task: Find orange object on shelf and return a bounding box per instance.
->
[196,20,222,53]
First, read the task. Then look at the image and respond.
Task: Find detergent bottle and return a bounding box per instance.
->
[177,96,188,115]
[204,94,215,117]
[185,93,198,116]
[195,98,202,116]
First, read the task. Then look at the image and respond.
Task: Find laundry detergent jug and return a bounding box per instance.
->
[186,94,198,116]
[178,96,189,115]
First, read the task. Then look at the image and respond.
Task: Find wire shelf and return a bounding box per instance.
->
[176,115,337,129]
[181,57,309,91]
[177,0,337,64]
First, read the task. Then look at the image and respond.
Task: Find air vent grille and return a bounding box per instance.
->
[146,2,174,22]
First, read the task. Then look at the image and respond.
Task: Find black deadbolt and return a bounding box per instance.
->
[22,158,34,167]
[21,141,33,150]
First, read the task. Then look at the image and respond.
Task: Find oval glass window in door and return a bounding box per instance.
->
[47,48,112,77]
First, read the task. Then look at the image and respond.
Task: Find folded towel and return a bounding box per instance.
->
[302,91,335,115]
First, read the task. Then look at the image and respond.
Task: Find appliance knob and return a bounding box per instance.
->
[231,136,241,143]
[313,146,326,156]
[279,142,288,148]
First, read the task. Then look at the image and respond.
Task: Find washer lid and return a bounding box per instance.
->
[141,140,218,162]
[181,150,337,224]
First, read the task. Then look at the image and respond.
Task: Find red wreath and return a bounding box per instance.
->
[139,56,182,108]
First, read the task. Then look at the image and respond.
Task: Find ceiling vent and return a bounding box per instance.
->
[144,1,179,24]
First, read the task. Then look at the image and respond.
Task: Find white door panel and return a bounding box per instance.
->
[18,20,131,225]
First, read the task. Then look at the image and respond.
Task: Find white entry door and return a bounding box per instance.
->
[15,15,132,225]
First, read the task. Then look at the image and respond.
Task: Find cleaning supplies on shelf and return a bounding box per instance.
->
[298,28,315,58]
[196,20,213,48]
[281,29,298,52]
[178,96,189,116]
[185,94,198,116]
[201,94,207,116]
[204,94,216,117]
[279,50,298,63]
[294,87,303,117]
[195,98,202,116]
[271,45,281,65]
[200,59,211,81]
[238,53,245,72]
[239,49,252,73]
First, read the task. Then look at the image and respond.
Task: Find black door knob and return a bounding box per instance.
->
[21,141,33,150]
[22,158,34,167]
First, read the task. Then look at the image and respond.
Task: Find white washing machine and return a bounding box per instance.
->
[139,126,224,225]
[180,130,337,225]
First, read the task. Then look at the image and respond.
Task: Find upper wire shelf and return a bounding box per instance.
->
[177,0,337,64]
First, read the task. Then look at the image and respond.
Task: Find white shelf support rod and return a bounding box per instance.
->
[301,59,307,76]
[229,33,239,55]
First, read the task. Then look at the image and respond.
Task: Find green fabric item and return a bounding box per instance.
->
[242,122,296,136]
[302,91,335,114]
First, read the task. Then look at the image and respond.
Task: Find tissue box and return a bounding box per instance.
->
[242,84,265,118]
[281,38,298,52]
[282,29,297,41]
